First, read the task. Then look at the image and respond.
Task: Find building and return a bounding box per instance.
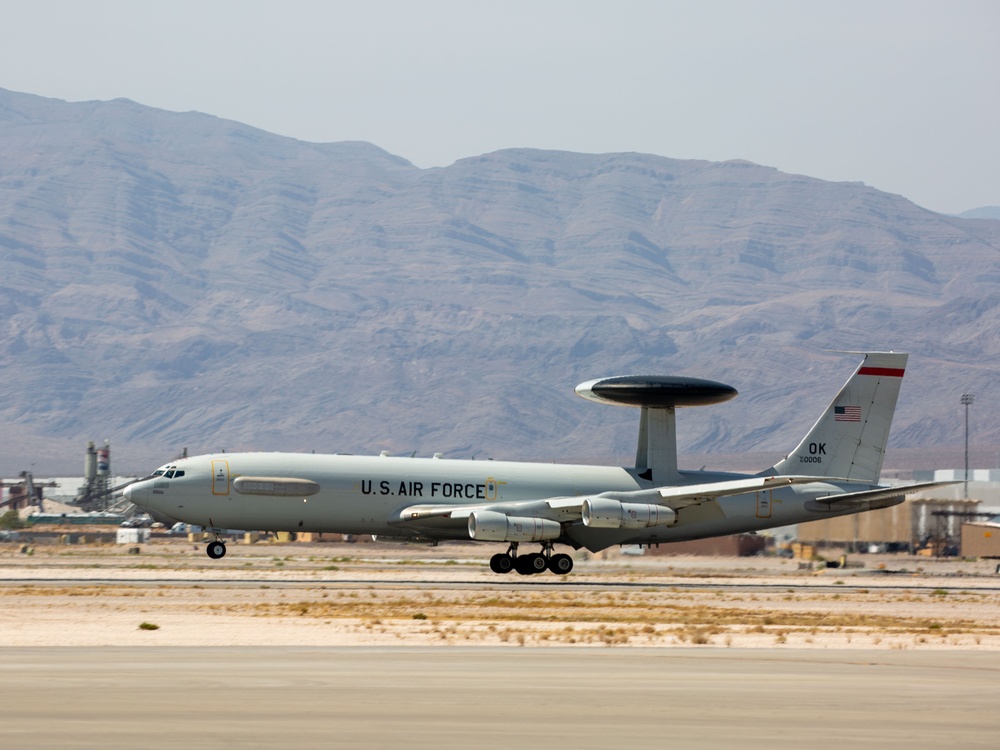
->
[960,522,1000,559]
[796,497,983,553]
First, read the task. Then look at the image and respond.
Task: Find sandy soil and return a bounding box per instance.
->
[2,538,999,650]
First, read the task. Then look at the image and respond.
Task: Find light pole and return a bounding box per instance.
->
[961,393,974,498]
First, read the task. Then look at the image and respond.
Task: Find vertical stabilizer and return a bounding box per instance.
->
[770,352,907,482]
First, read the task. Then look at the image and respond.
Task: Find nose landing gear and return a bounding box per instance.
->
[489,542,573,575]
[206,536,227,559]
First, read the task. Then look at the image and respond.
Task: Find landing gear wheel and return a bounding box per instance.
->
[514,555,533,575]
[516,553,547,575]
[206,541,227,559]
[528,553,547,573]
[548,553,573,575]
[490,553,514,574]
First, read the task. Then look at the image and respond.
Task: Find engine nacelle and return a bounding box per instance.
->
[468,510,561,542]
[581,497,677,529]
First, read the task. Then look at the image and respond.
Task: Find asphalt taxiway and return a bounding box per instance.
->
[2,648,998,749]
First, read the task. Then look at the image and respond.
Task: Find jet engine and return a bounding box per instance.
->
[468,510,561,542]
[581,497,677,529]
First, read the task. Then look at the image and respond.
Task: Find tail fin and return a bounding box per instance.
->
[769,352,907,482]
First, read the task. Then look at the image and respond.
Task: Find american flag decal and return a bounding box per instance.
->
[834,405,862,422]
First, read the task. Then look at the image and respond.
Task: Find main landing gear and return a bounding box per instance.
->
[489,542,573,576]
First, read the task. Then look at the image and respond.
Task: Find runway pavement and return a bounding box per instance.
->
[2,647,998,749]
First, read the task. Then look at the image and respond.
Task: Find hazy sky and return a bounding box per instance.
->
[1,0,997,214]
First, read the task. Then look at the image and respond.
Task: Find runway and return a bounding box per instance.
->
[5,573,1000,594]
[2,648,998,749]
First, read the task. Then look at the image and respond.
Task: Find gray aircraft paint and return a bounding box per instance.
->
[125,352,951,557]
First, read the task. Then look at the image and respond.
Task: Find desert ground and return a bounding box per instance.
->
[2,536,999,649]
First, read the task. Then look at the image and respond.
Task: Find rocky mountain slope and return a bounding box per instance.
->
[1,87,998,474]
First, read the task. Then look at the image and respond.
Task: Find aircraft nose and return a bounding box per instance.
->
[124,482,149,507]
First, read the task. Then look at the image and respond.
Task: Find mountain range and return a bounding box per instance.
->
[1,87,998,476]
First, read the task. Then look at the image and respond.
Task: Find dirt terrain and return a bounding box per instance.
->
[2,538,999,650]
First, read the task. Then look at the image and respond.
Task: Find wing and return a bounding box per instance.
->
[804,480,959,510]
[652,475,841,509]
[388,475,838,536]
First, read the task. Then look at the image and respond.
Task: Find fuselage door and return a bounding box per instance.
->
[212,460,230,496]
[755,490,772,519]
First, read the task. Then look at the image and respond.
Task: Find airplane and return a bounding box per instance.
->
[124,351,950,575]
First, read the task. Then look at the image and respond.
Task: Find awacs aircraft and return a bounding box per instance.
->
[125,352,948,575]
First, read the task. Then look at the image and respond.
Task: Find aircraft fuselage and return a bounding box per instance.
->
[125,451,877,552]
[124,353,941,572]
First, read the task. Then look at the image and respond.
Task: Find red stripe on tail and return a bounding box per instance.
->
[858,367,905,378]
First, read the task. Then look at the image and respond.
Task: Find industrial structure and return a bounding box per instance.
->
[0,473,57,513]
[74,440,115,511]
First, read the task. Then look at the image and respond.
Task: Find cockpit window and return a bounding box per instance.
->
[165,470,175,478]
[174,470,185,478]
[152,470,165,477]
